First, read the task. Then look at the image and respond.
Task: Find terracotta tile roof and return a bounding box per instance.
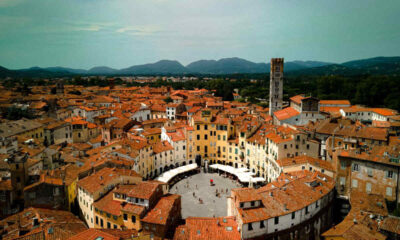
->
[24,173,64,191]
[319,100,351,106]
[371,108,398,116]
[278,155,335,172]
[120,202,146,216]
[289,94,305,105]
[339,144,400,166]
[142,118,168,125]
[93,190,146,217]
[273,107,300,121]
[115,181,163,200]
[174,216,240,240]
[69,229,119,240]
[0,208,86,240]
[233,171,334,224]
[142,194,180,225]
[322,191,387,240]
[237,207,270,224]
[152,141,173,154]
[167,129,186,142]
[231,188,262,203]
[78,168,140,194]
[142,128,161,136]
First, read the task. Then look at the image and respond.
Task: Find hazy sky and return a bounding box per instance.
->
[0,0,399,69]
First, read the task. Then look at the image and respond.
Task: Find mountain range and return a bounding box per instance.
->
[1,56,399,77]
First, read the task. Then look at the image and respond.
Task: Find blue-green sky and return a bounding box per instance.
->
[0,0,399,69]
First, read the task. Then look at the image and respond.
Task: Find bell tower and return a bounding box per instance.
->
[269,58,284,116]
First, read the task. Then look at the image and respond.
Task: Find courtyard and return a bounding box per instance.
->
[169,171,242,218]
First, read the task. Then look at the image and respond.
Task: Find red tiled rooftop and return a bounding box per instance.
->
[273,107,300,121]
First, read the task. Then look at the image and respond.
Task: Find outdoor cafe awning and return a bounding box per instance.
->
[156,163,198,183]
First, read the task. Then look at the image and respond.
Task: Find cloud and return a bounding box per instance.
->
[115,25,160,36]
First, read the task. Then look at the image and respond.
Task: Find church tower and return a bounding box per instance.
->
[269,58,284,116]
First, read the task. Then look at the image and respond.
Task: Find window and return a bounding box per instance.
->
[248,223,253,231]
[197,135,200,140]
[386,170,394,178]
[204,125,208,130]
[251,201,255,207]
[274,217,279,225]
[305,206,309,214]
[284,144,287,149]
[123,214,127,221]
[196,125,200,130]
[340,161,346,170]
[386,187,393,196]
[260,221,265,228]
[352,163,359,172]
[95,216,98,224]
[132,215,136,223]
[204,135,208,140]
[100,219,104,227]
[291,212,295,219]
[366,182,372,192]
[107,222,111,229]
[367,168,373,177]
[240,203,244,208]
[352,179,358,188]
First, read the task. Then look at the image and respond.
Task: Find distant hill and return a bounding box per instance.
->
[119,60,188,75]
[186,57,267,74]
[43,66,87,74]
[88,66,118,75]
[0,56,399,77]
[288,57,400,76]
[186,58,332,74]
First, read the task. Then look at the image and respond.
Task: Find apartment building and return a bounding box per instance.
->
[228,170,335,239]
[93,181,165,230]
[77,167,142,227]
[335,144,400,203]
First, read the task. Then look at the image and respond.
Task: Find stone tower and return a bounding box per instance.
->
[269,58,284,116]
[56,80,64,95]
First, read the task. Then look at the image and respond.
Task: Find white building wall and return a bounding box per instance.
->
[240,190,334,239]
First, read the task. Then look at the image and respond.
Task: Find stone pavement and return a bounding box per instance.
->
[169,172,242,218]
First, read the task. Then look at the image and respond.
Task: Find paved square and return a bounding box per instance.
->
[169,172,242,218]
